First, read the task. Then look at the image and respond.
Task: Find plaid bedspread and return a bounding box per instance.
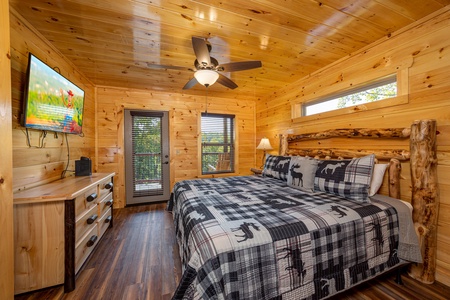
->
[167,176,413,300]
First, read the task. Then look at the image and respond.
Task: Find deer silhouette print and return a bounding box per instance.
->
[275,158,290,170]
[289,164,304,187]
[281,247,306,284]
[186,210,205,223]
[390,249,398,260]
[321,162,346,175]
[320,277,337,296]
[329,205,348,218]
[232,222,260,243]
[367,221,384,248]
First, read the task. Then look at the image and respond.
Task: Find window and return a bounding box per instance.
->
[302,76,397,116]
[201,113,235,174]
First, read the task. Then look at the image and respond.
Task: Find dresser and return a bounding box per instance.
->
[13,173,115,294]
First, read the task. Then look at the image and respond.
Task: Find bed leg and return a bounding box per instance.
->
[395,267,404,285]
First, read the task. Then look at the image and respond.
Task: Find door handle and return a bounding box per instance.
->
[163,161,169,164]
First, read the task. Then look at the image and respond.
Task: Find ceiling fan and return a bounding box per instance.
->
[150,37,262,90]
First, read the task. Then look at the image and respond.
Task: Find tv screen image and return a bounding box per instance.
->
[23,54,85,134]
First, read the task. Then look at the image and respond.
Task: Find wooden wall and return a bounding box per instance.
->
[10,8,96,192]
[96,87,256,208]
[1,0,14,298]
[256,7,450,286]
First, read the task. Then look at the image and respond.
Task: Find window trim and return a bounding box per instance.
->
[301,75,397,117]
[291,69,409,122]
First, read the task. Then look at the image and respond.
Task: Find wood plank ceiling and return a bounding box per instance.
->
[9,0,450,100]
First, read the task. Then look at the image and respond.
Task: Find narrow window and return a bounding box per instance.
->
[302,76,397,116]
[201,113,235,174]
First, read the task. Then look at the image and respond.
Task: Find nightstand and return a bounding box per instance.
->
[250,168,263,175]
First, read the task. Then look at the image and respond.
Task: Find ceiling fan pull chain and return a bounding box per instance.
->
[205,87,208,114]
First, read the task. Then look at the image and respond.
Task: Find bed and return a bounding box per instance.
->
[167,120,438,300]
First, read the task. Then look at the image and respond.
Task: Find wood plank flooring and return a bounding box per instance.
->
[14,203,450,300]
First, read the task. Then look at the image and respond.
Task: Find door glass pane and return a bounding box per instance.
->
[132,115,163,197]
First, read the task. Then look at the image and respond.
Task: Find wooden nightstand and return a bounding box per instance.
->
[250,168,263,175]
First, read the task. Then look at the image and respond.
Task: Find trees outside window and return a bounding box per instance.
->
[303,77,397,116]
[201,113,235,174]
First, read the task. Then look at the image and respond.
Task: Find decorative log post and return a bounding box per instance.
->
[388,158,401,199]
[408,119,439,284]
[279,134,288,156]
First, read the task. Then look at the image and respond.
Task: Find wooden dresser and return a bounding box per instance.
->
[13,173,115,295]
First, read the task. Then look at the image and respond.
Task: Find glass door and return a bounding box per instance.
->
[124,110,170,204]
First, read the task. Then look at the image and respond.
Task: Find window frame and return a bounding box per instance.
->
[200,112,236,175]
[301,75,397,117]
[291,69,409,122]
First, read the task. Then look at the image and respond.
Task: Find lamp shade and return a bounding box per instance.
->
[256,137,273,150]
[194,69,219,87]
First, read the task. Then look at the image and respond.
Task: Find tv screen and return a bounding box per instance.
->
[23,53,85,134]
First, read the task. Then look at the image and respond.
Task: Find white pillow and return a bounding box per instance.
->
[369,164,388,196]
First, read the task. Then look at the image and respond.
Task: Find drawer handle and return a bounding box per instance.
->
[86,235,98,247]
[87,193,97,202]
[105,216,112,223]
[86,214,98,225]
[104,182,113,189]
[105,199,113,207]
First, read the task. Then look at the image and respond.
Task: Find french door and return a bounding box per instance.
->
[124,110,170,204]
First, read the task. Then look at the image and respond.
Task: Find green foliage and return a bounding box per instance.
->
[132,116,162,183]
[201,133,233,173]
[26,90,84,127]
[337,82,397,108]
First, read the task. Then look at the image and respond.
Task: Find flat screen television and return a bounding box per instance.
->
[22,53,85,134]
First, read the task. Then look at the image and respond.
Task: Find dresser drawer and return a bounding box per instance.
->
[98,193,113,217]
[98,208,112,239]
[98,177,114,201]
[75,224,99,274]
[75,187,98,217]
[75,205,98,243]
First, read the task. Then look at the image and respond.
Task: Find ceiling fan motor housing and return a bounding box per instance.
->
[195,57,219,70]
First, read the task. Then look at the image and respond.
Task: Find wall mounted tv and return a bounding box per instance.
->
[22,53,85,134]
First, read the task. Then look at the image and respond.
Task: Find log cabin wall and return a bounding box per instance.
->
[1,0,14,298]
[96,87,256,209]
[10,8,96,192]
[256,7,450,286]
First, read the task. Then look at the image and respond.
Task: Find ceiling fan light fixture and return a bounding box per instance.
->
[194,69,219,87]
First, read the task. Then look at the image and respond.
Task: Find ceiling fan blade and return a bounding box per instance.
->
[192,37,211,67]
[217,73,238,89]
[218,61,262,72]
[146,63,191,71]
[182,77,199,90]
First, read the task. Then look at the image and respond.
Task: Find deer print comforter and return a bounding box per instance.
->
[167,176,421,300]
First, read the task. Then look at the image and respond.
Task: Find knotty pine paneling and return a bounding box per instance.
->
[256,7,450,287]
[0,0,14,298]
[10,0,450,101]
[96,87,256,208]
[9,9,96,192]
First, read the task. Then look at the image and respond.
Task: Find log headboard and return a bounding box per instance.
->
[279,119,438,284]
[279,126,412,199]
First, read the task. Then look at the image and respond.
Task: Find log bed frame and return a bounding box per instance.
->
[279,119,439,284]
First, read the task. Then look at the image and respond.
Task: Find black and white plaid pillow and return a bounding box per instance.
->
[314,154,375,202]
[262,155,291,181]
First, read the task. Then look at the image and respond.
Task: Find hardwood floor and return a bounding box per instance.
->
[14,203,450,300]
